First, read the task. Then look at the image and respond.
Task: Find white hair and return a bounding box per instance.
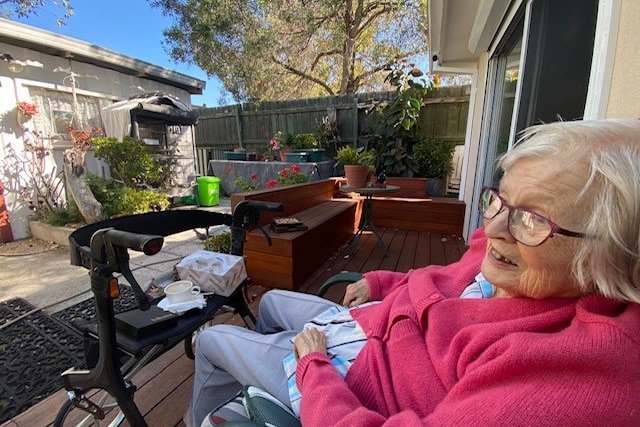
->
[498,118,640,303]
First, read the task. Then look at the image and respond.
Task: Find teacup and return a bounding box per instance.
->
[164,280,201,304]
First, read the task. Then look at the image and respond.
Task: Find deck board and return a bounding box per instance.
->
[3,229,466,427]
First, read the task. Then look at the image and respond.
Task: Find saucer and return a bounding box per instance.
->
[157,294,206,314]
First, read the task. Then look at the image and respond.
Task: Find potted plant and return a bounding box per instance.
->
[335,145,376,188]
[289,133,325,161]
[270,131,292,161]
[16,101,39,129]
[412,138,455,196]
[363,60,432,178]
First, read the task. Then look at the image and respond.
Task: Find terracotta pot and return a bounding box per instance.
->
[69,130,92,141]
[280,147,293,162]
[344,165,370,188]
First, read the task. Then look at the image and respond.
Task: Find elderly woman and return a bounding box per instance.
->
[187,118,640,427]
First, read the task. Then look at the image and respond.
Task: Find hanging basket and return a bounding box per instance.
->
[69,130,92,141]
[68,130,93,150]
[16,111,33,130]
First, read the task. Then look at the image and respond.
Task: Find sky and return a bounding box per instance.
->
[14,0,226,107]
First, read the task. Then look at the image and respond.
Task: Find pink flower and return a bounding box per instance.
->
[265,179,278,188]
[227,167,234,174]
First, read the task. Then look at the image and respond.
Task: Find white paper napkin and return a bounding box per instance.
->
[157,294,207,314]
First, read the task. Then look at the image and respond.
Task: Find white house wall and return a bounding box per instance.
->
[606,0,640,118]
[0,42,198,240]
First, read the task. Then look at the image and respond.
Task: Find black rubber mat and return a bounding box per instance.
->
[0,298,85,424]
[52,283,139,325]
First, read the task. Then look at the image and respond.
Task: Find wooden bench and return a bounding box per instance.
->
[231,179,359,290]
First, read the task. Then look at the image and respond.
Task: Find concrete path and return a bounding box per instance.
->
[0,199,232,314]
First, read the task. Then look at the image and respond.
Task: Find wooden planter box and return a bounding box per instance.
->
[369,177,427,198]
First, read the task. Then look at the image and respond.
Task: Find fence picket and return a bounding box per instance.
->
[194,87,470,175]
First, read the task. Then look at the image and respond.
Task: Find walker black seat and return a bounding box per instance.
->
[79,288,244,357]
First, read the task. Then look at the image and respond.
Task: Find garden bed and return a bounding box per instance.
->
[28,221,76,247]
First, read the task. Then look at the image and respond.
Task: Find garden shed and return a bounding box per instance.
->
[101,92,200,190]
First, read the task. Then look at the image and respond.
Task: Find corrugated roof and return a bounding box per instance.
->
[0,18,205,94]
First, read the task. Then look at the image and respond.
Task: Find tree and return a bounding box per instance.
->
[151,0,429,103]
[0,0,74,26]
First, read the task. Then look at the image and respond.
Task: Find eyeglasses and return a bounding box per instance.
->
[479,187,585,247]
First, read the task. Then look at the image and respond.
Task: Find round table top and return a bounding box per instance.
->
[340,184,400,195]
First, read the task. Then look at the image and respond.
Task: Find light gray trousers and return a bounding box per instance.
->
[186,289,341,427]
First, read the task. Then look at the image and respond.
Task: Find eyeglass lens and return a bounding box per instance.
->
[480,188,552,246]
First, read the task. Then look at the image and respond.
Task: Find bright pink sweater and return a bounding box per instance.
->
[296,228,640,426]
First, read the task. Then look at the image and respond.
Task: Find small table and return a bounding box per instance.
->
[340,185,400,257]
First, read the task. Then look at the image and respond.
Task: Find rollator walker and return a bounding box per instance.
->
[54,200,282,427]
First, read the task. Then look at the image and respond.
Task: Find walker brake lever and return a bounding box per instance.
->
[256,224,273,246]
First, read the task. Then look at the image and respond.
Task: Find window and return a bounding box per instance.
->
[471,0,598,232]
[516,0,598,128]
[29,87,107,143]
[471,11,526,230]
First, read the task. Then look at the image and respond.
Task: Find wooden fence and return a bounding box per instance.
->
[194,86,470,175]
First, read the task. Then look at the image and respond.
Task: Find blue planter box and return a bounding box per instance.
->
[286,152,308,163]
[225,152,247,161]
[292,148,324,162]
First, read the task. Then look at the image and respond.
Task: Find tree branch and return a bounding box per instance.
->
[271,55,335,95]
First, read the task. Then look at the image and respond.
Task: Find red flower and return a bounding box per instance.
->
[290,164,301,173]
[279,169,289,178]
[17,101,38,116]
[227,167,234,174]
[250,174,258,182]
[265,179,278,188]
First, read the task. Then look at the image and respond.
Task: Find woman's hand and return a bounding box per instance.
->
[294,328,327,360]
[342,279,371,307]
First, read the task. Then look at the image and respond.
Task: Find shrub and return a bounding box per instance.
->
[92,136,164,188]
[289,133,319,149]
[412,138,455,178]
[118,187,171,215]
[87,174,170,218]
[203,231,232,253]
[43,199,84,227]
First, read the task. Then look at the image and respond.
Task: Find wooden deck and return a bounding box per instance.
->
[2,228,466,427]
